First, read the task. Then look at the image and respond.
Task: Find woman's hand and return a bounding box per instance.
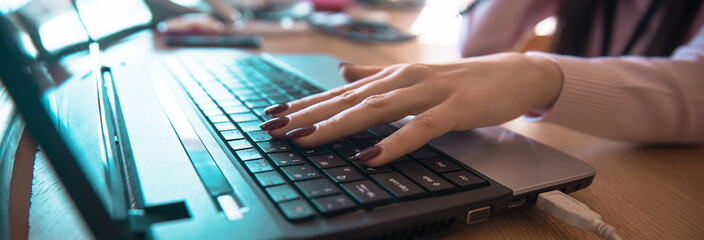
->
[259,52,563,167]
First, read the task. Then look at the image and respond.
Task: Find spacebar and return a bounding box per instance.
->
[154,80,233,197]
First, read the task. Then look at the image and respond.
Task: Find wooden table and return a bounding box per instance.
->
[17,3,704,240]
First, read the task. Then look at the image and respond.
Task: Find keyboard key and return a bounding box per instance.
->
[228,139,252,151]
[252,107,268,116]
[210,92,236,101]
[239,93,264,101]
[302,85,322,94]
[238,120,264,132]
[311,194,357,215]
[257,140,293,153]
[442,170,488,190]
[269,95,291,103]
[235,148,262,161]
[220,129,244,140]
[308,154,347,169]
[369,125,397,137]
[196,101,218,110]
[351,161,393,174]
[350,130,377,140]
[216,99,243,108]
[324,166,365,183]
[208,114,229,123]
[214,122,237,131]
[244,99,271,108]
[418,158,462,173]
[193,97,212,105]
[255,171,285,187]
[371,172,427,200]
[341,180,392,207]
[393,162,455,195]
[353,138,380,149]
[268,152,306,166]
[330,139,358,149]
[332,142,363,161]
[266,184,300,203]
[244,159,273,173]
[203,108,224,117]
[281,164,322,181]
[230,88,254,96]
[246,130,273,142]
[230,112,260,122]
[223,106,250,114]
[297,146,330,156]
[392,156,414,163]
[295,178,340,198]
[278,199,315,221]
[408,147,439,160]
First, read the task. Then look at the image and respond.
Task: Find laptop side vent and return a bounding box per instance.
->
[362,217,457,240]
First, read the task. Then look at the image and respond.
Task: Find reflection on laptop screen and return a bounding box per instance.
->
[1,0,151,59]
[0,0,153,221]
[75,0,152,40]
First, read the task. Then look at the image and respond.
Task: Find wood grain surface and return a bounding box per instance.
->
[18,3,704,240]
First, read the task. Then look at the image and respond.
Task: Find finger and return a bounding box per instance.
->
[289,86,443,147]
[265,64,432,138]
[340,63,386,83]
[265,65,400,118]
[264,73,420,138]
[358,105,458,167]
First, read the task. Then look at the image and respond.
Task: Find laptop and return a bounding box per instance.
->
[0,1,595,239]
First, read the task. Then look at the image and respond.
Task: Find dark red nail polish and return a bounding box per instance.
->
[259,117,290,130]
[264,103,289,115]
[355,145,382,162]
[286,126,316,139]
[338,62,353,70]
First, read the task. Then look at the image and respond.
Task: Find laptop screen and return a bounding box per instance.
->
[0,0,152,224]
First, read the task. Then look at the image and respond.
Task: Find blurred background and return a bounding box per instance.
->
[0,0,556,66]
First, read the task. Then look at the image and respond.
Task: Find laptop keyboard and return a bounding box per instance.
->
[165,56,489,221]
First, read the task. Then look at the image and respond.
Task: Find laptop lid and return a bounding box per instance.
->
[0,0,152,238]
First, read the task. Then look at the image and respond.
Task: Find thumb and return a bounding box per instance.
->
[339,63,386,83]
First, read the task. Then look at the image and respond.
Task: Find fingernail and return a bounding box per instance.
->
[286,126,316,139]
[355,145,382,162]
[259,117,290,130]
[338,62,353,70]
[264,103,289,115]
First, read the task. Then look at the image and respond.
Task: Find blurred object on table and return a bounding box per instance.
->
[306,0,352,12]
[308,12,414,42]
[156,13,225,35]
[357,0,424,8]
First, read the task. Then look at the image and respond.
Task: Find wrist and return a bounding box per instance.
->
[524,52,564,111]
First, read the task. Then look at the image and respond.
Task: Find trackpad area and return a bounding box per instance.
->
[262,54,348,91]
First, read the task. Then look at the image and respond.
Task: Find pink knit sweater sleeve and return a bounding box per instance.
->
[527,25,704,143]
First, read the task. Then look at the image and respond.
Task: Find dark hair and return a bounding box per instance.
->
[551,0,702,57]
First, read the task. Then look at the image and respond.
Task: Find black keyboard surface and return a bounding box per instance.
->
[165,56,489,221]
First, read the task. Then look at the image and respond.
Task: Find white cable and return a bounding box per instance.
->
[536,190,622,240]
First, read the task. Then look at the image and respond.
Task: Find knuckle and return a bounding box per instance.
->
[411,113,438,130]
[386,63,406,71]
[337,90,361,104]
[361,94,388,109]
[399,63,434,76]
[327,86,348,97]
